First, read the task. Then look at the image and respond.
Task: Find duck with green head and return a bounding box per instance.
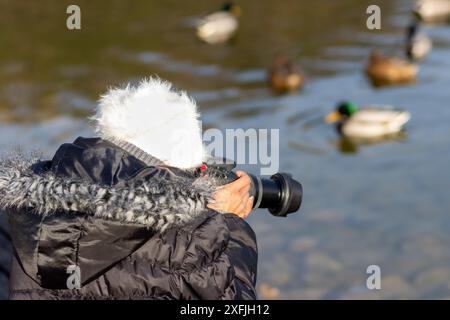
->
[325,102,411,139]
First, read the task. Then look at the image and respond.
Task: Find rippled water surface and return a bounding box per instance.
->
[1,0,450,299]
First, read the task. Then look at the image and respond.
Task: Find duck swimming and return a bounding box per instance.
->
[406,22,432,61]
[324,102,411,139]
[268,55,304,93]
[366,50,419,86]
[413,0,450,23]
[196,2,241,44]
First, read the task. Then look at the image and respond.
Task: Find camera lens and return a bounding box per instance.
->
[202,157,303,217]
[249,173,303,217]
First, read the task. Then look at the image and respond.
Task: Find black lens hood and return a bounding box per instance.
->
[268,173,303,217]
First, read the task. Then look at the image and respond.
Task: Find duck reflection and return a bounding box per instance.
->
[334,131,408,154]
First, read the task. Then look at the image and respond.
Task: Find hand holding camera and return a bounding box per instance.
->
[198,158,303,219]
[207,171,255,219]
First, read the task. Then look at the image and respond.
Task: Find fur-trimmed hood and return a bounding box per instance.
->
[1,78,213,231]
[0,155,214,232]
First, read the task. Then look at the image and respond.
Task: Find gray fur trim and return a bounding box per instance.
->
[0,156,215,232]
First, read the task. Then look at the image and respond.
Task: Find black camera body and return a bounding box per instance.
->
[197,158,303,217]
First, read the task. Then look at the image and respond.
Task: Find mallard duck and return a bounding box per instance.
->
[324,102,411,139]
[413,0,450,22]
[406,23,432,60]
[366,50,419,86]
[196,2,241,44]
[268,55,304,93]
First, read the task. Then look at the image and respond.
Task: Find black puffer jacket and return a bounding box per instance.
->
[0,137,258,299]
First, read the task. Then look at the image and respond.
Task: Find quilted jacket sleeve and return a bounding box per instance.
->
[176,213,258,300]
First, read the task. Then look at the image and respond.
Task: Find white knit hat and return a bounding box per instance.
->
[92,77,206,168]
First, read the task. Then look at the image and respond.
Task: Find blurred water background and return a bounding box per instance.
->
[1,0,450,299]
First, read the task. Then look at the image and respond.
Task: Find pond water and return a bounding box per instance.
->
[0,0,450,299]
